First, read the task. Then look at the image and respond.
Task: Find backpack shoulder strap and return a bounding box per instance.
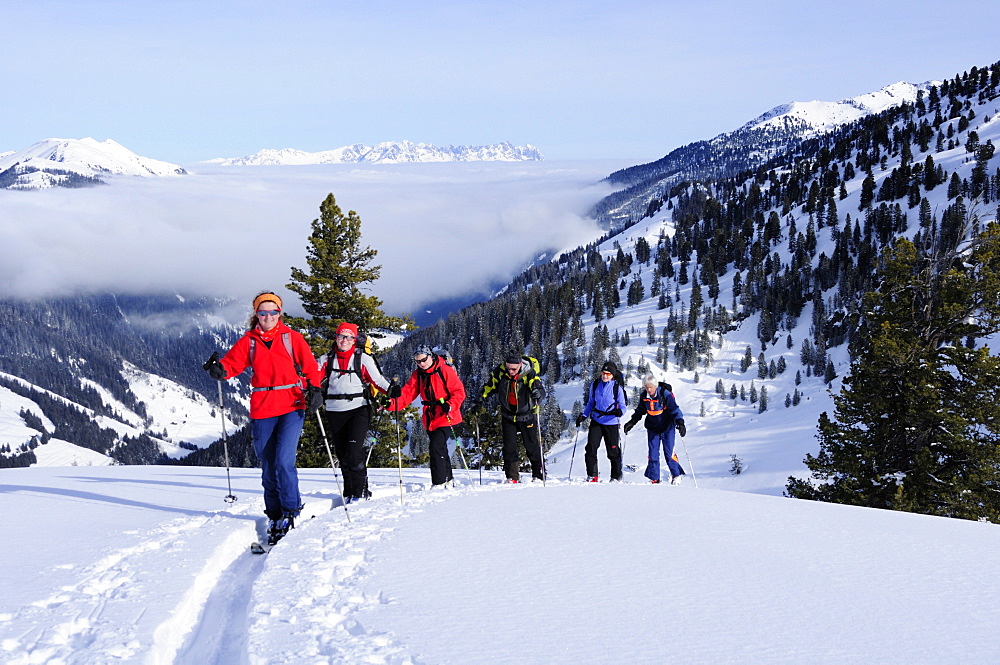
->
[282,332,303,375]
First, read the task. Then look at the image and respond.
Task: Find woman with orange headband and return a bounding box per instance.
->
[205,291,323,545]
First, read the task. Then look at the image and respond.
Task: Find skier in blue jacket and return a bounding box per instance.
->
[575,361,628,482]
[624,374,686,485]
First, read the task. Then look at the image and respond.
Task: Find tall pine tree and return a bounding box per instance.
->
[787,221,1000,521]
[286,193,412,354]
[285,193,413,467]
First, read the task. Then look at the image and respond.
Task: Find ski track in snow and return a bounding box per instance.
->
[0,469,459,665]
[5,465,1000,664]
[1,508,260,665]
[243,477,468,665]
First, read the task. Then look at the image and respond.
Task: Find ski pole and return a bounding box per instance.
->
[679,431,698,488]
[455,437,474,486]
[364,403,386,467]
[216,382,238,503]
[315,411,351,522]
[203,350,238,504]
[567,426,581,481]
[474,414,484,485]
[391,379,405,506]
[619,423,626,460]
[537,416,547,487]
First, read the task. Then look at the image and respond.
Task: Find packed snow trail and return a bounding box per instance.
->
[0,467,432,664]
[6,466,1000,664]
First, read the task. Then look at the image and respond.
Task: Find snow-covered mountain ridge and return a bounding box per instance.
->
[0,137,186,190]
[597,80,940,226]
[740,80,938,136]
[210,140,543,165]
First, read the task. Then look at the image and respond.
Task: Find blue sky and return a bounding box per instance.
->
[2,1,999,165]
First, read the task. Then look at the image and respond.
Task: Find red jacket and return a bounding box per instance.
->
[389,356,465,431]
[219,322,322,420]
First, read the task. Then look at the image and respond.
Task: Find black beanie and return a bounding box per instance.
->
[601,361,618,374]
[504,350,522,365]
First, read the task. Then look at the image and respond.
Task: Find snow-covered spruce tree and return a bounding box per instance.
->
[285,193,413,467]
[787,219,1000,521]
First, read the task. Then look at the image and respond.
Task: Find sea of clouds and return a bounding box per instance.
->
[0,160,622,320]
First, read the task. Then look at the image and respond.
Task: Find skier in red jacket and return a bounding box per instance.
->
[205,291,323,544]
[388,345,466,487]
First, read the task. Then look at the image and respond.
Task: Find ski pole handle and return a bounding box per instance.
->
[203,351,220,371]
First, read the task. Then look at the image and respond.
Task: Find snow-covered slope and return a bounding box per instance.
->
[2,466,999,664]
[211,140,543,165]
[1,362,239,467]
[0,137,186,190]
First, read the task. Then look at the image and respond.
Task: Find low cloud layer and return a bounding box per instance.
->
[0,160,619,319]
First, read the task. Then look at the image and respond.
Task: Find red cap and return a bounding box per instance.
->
[336,322,359,339]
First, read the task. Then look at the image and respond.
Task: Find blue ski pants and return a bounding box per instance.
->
[251,409,305,518]
[644,427,684,482]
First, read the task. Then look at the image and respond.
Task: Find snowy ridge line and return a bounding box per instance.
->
[0,370,96,417]
[210,140,543,166]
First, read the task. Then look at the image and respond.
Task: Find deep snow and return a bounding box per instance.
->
[4,442,1000,664]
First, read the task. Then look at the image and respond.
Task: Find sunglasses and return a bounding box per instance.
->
[601,371,613,377]
[336,334,356,341]
[414,355,431,364]
[506,365,521,372]
[257,310,281,317]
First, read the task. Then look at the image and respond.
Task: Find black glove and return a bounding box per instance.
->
[440,401,451,414]
[530,388,544,402]
[610,408,623,418]
[676,419,686,437]
[203,354,226,381]
[623,422,634,435]
[387,383,402,399]
[471,396,484,410]
[307,386,325,412]
[575,414,586,428]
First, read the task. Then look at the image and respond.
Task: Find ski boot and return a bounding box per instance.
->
[266,514,294,546]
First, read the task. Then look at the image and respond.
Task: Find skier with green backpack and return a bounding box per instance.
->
[475,350,546,483]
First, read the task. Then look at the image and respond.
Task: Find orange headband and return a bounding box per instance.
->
[253,293,282,311]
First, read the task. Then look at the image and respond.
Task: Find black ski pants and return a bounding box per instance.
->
[323,406,371,499]
[585,421,623,480]
[501,417,544,480]
[428,426,455,486]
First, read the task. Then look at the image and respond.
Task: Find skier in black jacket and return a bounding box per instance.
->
[477,350,546,482]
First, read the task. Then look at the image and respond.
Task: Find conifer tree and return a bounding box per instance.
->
[788,222,1000,521]
[286,193,412,353]
[285,193,413,466]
